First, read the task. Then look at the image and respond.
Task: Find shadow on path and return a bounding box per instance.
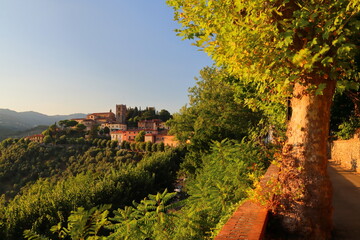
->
[328,162,360,240]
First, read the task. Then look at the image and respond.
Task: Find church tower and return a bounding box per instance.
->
[116,104,127,124]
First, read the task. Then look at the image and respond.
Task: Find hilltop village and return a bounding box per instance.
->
[28,104,178,147]
[74,104,178,146]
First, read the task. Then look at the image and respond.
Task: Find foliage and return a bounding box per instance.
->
[331,89,360,138]
[24,189,181,240]
[335,116,360,139]
[168,67,265,152]
[0,141,186,239]
[167,1,360,236]
[126,107,172,127]
[167,0,359,92]
[22,140,271,240]
[134,130,145,142]
[172,139,271,239]
[24,205,111,240]
[107,189,180,240]
[158,109,172,122]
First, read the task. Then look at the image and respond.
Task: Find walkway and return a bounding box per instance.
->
[328,162,360,240]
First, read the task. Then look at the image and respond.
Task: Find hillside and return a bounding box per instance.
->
[0,109,86,140]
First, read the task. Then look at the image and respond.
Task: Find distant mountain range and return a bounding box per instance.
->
[0,109,86,140]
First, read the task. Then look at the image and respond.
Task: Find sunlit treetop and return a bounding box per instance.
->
[167,0,360,95]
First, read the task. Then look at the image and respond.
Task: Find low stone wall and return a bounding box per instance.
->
[214,164,279,240]
[330,135,360,173]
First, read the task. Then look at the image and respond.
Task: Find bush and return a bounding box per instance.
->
[335,116,360,140]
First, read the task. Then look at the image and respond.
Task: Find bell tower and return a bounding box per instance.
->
[116,104,127,124]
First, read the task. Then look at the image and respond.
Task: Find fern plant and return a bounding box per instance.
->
[108,189,182,240]
[24,205,111,240]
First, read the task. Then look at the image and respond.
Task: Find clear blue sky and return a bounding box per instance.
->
[0,1,212,115]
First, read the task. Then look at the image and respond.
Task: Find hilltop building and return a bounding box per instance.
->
[116,104,127,124]
[70,103,177,146]
[144,134,178,147]
[25,134,44,143]
[138,119,162,130]
[72,118,95,131]
[110,115,177,146]
[73,109,118,129]
[100,123,127,131]
[86,110,116,123]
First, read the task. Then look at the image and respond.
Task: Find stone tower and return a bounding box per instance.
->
[116,104,127,124]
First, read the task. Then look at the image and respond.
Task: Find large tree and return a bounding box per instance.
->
[167,67,263,152]
[167,0,360,239]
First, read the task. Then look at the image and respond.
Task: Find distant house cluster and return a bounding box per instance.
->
[25,104,178,147]
[25,134,44,143]
[73,104,178,147]
[110,119,177,147]
[70,104,126,131]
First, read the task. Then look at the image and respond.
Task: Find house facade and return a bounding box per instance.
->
[100,123,127,131]
[138,119,163,130]
[86,111,116,124]
[25,134,44,142]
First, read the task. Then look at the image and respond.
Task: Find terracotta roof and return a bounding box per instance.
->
[72,118,86,120]
[27,134,44,138]
[88,112,114,116]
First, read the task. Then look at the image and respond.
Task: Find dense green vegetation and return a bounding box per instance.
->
[0,64,276,239]
[331,89,360,139]
[0,140,184,239]
[0,137,139,199]
[0,135,271,239]
[167,1,359,238]
[22,140,270,240]
[126,107,172,128]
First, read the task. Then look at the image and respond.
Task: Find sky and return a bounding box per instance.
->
[0,1,213,115]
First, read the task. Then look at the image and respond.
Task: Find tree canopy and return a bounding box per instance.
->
[167,0,359,90]
[167,0,360,238]
[168,67,264,152]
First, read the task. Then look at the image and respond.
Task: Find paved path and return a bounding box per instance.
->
[328,162,360,240]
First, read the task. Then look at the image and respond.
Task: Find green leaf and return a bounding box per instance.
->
[321,56,333,67]
[315,83,327,95]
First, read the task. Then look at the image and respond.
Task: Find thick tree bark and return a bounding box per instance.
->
[276,77,336,239]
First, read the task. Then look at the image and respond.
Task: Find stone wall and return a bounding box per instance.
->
[214,164,279,240]
[330,134,360,173]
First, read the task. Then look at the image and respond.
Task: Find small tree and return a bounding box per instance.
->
[151,143,158,152]
[124,141,131,150]
[76,124,86,132]
[145,141,153,152]
[100,139,107,148]
[88,126,98,139]
[130,142,136,151]
[120,140,126,149]
[139,142,146,152]
[135,130,145,142]
[43,135,52,144]
[110,140,118,149]
[158,142,165,152]
[158,109,172,122]
[103,127,110,135]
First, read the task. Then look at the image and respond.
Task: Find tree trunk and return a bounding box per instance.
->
[276,77,336,239]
